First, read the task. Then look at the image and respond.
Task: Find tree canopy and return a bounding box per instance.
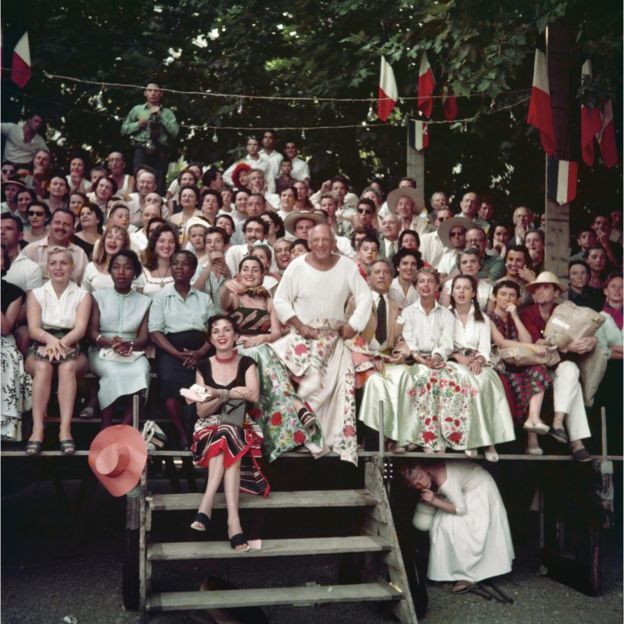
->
[2,0,621,223]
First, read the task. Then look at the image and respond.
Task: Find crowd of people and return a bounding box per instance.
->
[1,85,622,554]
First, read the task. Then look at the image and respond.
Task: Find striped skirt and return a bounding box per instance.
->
[191,417,270,497]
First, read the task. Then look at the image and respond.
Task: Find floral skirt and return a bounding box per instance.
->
[359,363,475,450]
[238,344,325,463]
[269,324,358,465]
[1,335,32,441]
[497,364,552,424]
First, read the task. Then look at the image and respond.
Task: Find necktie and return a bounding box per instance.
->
[375,295,387,345]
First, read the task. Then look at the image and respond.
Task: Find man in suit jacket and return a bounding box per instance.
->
[378,214,401,261]
[346,259,406,376]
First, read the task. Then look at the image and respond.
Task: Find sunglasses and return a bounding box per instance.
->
[28,210,45,217]
[2,169,15,175]
[357,208,374,215]
[449,231,464,237]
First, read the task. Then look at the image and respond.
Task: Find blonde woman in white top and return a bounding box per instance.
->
[25,248,91,455]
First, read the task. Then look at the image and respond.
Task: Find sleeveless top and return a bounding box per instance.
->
[198,355,255,390]
[229,305,271,336]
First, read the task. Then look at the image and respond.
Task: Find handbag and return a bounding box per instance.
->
[98,348,144,363]
[544,300,606,349]
[498,344,561,367]
[142,420,167,450]
[220,399,247,428]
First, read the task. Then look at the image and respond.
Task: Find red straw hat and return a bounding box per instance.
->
[88,425,148,497]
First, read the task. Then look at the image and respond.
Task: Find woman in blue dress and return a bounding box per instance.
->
[88,250,152,428]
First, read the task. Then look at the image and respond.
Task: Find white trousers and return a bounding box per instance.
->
[552,360,591,441]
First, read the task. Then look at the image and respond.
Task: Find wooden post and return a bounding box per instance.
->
[406,128,425,193]
[544,20,578,278]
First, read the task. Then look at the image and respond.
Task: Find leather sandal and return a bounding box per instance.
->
[25,440,43,456]
[229,533,250,551]
[190,512,211,532]
[59,439,76,455]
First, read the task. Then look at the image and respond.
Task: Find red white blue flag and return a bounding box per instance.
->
[378,56,398,122]
[408,119,429,151]
[527,49,556,155]
[11,32,31,89]
[547,158,578,205]
[417,52,435,118]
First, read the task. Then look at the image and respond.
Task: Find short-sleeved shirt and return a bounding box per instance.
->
[148,285,216,334]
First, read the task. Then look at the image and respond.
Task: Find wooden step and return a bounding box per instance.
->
[147,581,403,611]
[148,535,392,561]
[148,489,379,512]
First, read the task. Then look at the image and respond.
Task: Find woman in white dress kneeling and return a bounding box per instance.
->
[401,460,514,593]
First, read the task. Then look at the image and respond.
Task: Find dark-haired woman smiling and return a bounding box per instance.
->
[88,250,152,428]
[149,250,216,448]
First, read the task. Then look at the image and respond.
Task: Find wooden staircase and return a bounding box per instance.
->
[139,458,418,622]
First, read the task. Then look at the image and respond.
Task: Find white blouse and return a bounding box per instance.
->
[389,277,419,309]
[401,300,455,360]
[452,306,492,361]
[32,280,88,330]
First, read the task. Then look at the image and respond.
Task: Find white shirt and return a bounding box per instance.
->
[289,156,310,182]
[389,277,419,309]
[223,156,275,193]
[259,149,283,178]
[336,235,356,259]
[437,248,461,275]
[4,255,43,292]
[130,229,149,253]
[32,280,88,329]
[420,231,446,268]
[1,122,48,164]
[453,306,492,361]
[273,254,372,332]
[401,299,455,360]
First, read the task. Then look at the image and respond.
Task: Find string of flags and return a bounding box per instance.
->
[378,45,618,208]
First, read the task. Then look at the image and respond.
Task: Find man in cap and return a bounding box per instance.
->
[520,272,595,462]
[420,207,453,268]
[436,216,471,277]
[0,178,27,221]
[386,187,432,237]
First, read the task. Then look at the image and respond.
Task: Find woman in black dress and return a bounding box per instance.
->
[187,315,269,551]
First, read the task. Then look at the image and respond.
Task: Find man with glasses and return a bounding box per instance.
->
[465,226,505,281]
[436,216,471,278]
[354,198,378,231]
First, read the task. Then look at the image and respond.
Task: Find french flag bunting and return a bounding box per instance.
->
[596,100,618,168]
[527,49,556,155]
[441,83,458,121]
[547,158,578,205]
[417,52,435,118]
[408,119,429,151]
[11,32,31,89]
[378,56,398,122]
[580,60,602,167]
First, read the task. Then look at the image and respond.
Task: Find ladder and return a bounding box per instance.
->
[139,457,418,623]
